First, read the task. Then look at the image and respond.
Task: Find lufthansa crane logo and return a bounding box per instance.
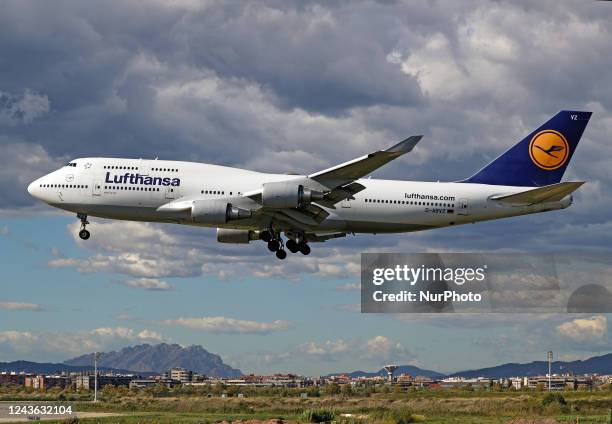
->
[529,130,569,170]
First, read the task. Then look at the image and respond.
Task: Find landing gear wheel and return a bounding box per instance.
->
[275,249,287,260]
[77,213,90,240]
[260,230,273,242]
[286,239,299,253]
[267,239,280,252]
[298,242,311,255]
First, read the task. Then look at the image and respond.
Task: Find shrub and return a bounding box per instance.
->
[542,392,567,407]
[301,408,335,423]
[370,408,424,424]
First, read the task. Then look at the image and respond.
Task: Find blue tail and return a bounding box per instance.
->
[463,110,591,187]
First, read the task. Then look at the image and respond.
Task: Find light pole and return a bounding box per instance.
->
[94,352,100,402]
[547,351,553,392]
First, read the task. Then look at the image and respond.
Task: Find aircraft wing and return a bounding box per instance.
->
[490,181,585,205]
[244,135,422,208]
[240,136,422,232]
[309,135,423,188]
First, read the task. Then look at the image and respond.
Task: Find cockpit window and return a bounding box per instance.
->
[65,162,77,167]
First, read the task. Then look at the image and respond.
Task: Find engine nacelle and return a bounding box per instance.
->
[191,200,251,224]
[261,181,323,208]
[216,228,260,244]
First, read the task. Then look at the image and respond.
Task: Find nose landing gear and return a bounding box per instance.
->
[77,213,90,240]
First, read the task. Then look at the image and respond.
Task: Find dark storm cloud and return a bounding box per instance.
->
[2,0,612,257]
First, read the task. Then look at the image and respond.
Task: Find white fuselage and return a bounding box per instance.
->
[27,157,572,234]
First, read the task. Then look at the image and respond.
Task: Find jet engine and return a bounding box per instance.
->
[261,181,324,208]
[191,200,251,224]
[216,228,260,244]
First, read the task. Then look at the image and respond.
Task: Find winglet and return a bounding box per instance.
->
[385,135,423,154]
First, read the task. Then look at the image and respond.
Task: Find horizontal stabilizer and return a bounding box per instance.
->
[490,181,585,205]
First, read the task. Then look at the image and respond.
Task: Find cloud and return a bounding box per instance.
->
[119,278,172,291]
[0,89,49,125]
[0,326,166,362]
[4,0,612,375]
[4,0,612,262]
[0,301,43,311]
[335,283,360,292]
[47,220,365,280]
[136,329,164,342]
[0,142,65,209]
[295,339,351,360]
[364,336,413,362]
[0,226,9,236]
[160,316,293,334]
[556,315,608,343]
[254,336,415,367]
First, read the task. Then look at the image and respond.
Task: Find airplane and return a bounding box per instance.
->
[27,110,591,260]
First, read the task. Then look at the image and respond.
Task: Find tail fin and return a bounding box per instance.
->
[463,111,591,186]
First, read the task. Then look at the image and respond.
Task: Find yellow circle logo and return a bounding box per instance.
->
[529,130,569,170]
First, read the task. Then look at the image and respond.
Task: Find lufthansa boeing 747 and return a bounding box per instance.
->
[28,111,591,259]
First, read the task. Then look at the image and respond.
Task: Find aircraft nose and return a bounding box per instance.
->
[27,179,40,198]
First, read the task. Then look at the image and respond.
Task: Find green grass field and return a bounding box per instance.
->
[1,386,611,423]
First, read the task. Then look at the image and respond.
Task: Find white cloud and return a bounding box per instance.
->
[364,336,412,362]
[251,335,415,368]
[160,316,293,334]
[137,329,164,342]
[296,340,351,358]
[47,220,366,281]
[0,301,43,311]
[335,283,360,292]
[120,278,172,291]
[556,315,608,343]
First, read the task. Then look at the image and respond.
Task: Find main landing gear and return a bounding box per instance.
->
[260,229,310,260]
[285,239,310,255]
[77,213,90,240]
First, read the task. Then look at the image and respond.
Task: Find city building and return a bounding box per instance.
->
[164,367,195,383]
[0,372,32,386]
[24,375,71,390]
[74,374,135,390]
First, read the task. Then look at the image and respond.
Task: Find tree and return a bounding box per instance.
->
[341,384,353,396]
[101,384,117,400]
[324,382,340,396]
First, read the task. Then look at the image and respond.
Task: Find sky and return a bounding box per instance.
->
[1,0,612,376]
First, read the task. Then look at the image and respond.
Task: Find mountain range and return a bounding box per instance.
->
[330,353,612,379]
[3,344,612,379]
[329,364,444,379]
[64,343,242,377]
[446,353,612,379]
